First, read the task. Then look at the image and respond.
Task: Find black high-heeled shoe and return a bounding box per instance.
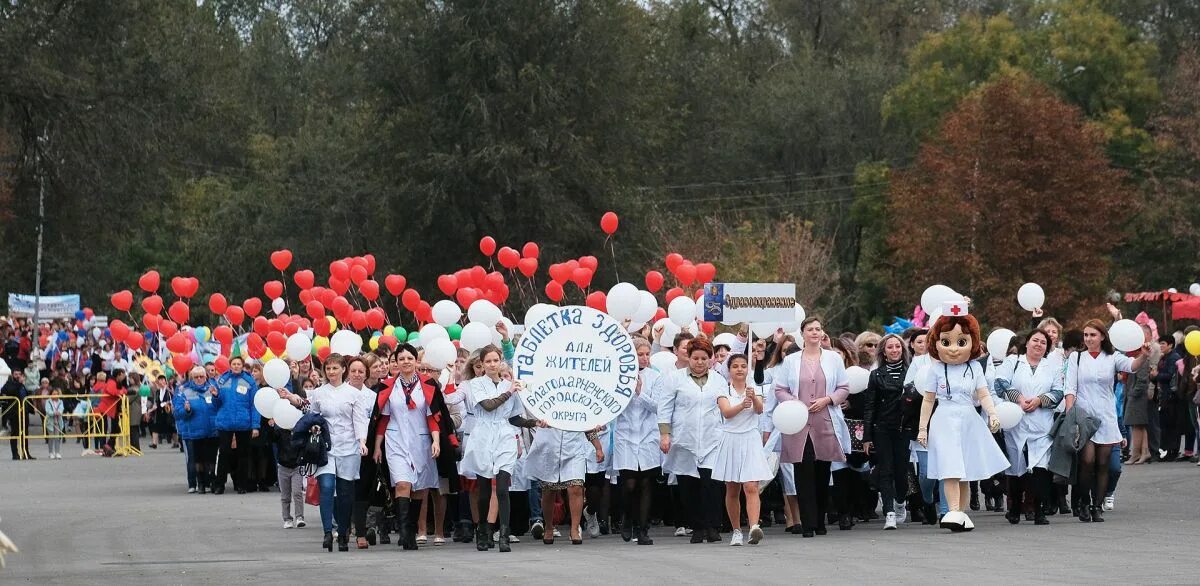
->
[637,526,654,545]
[1090,506,1104,523]
[1005,510,1021,525]
[1034,511,1049,525]
[322,532,333,552]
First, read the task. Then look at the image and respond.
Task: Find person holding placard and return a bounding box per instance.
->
[713,354,771,546]
[1063,320,1150,523]
[659,338,727,544]
[994,329,1064,526]
[773,317,849,538]
[613,337,662,545]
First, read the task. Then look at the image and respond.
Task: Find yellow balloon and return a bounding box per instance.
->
[1185,331,1200,357]
[384,325,395,337]
[326,316,338,332]
[313,336,330,351]
[369,336,380,350]
[262,349,276,362]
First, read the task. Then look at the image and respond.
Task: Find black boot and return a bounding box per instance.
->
[322,531,333,552]
[637,524,654,545]
[377,510,391,545]
[1034,506,1049,525]
[498,525,511,553]
[476,522,490,552]
[337,533,349,552]
[395,497,415,549]
[406,498,421,550]
[621,519,633,542]
[969,485,980,511]
[1076,493,1092,523]
[922,504,937,525]
[838,514,853,530]
[1090,505,1104,523]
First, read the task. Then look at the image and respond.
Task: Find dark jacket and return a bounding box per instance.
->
[291,411,331,469]
[273,426,300,468]
[862,361,908,443]
[1154,349,1181,402]
[1047,406,1100,484]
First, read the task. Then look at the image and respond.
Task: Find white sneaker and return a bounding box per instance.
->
[187,487,197,494]
[894,500,907,524]
[884,512,897,530]
[284,519,294,529]
[295,517,306,528]
[507,534,519,543]
[674,527,687,537]
[1103,495,1115,511]
[729,529,743,546]
[586,511,600,538]
[748,524,763,545]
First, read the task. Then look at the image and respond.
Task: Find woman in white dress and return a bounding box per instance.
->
[526,423,603,545]
[659,338,727,544]
[1063,319,1149,523]
[994,329,1064,526]
[713,354,771,546]
[460,345,525,552]
[613,337,662,545]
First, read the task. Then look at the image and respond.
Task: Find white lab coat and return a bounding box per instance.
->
[658,368,727,477]
[995,354,1062,475]
[459,376,522,479]
[612,367,663,472]
[1064,350,1133,445]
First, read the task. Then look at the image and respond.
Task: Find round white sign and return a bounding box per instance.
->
[513,305,638,432]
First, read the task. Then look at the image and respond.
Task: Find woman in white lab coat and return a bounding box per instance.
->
[993,329,1063,526]
[658,338,727,544]
[1063,319,1149,523]
[525,425,603,545]
[614,337,662,545]
[459,345,525,551]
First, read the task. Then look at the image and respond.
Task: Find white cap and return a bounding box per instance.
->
[941,299,969,317]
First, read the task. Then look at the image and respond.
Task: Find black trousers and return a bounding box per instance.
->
[216,430,252,489]
[677,467,723,531]
[793,441,832,531]
[1008,467,1052,514]
[7,417,29,459]
[871,428,910,514]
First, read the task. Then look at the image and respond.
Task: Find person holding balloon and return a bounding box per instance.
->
[1063,319,1150,523]
[211,356,260,495]
[772,317,849,538]
[993,329,1065,526]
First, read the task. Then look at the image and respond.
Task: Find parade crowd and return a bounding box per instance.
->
[4,304,1200,551]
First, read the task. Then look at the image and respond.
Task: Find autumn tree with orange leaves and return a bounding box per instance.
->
[886,74,1136,328]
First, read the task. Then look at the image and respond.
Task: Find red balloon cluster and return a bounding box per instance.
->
[662,253,716,288]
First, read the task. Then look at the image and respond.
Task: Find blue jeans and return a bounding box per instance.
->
[317,474,354,534]
[914,450,939,509]
[529,483,543,522]
[1106,444,1122,497]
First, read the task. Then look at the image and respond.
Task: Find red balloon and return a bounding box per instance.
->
[665,253,684,272]
[252,316,270,337]
[455,288,479,309]
[317,288,337,309]
[518,257,538,278]
[437,274,459,296]
[665,287,684,303]
[695,262,717,285]
[267,331,287,356]
[138,270,160,293]
[171,354,194,376]
[167,301,190,325]
[351,311,368,331]
[294,270,315,290]
[485,271,506,291]
[545,281,564,302]
[246,333,266,360]
[166,332,191,354]
[586,291,607,312]
[142,313,161,333]
[416,301,433,324]
[366,308,386,330]
[317,346,331,361]
[172,277,199,299]
[571,267,594,289]
[548,263,571,285]
[497,247,520,270]
[522,242,540,259]
[109,319,131,342]
[378,334,398,350]
[363,254,376,275]
[284,321,301,337]
[402,289,421,312]
[110,290,134,312]
[328,276,350,295]
[600,211,619,235]
[224,305,245,326]
[126,330,144,350]
[470,266,487,287]
[694,288,705,300]
[359,279,380,301]
[270,249,293,272]
[385,274,407,296]
[314,315,332,337]
[328,260,349,281]
[579,256,599,272]
[350,264,368,285]
[159,319,179,338]
[645,270,665,293]
[213,325,234,346]
[83,307,94,319]
[675,262,697,286]
[214,355,230,374]
[242,297,263,318]
[263,280,284,300]
[269,318,286,335]
[479,236,497,257]
[701,321,716,335]
[208,293,228,315]
[141,295,163,315]
[654,307,667,322]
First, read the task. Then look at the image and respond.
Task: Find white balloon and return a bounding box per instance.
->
[651,317,682,349]
[996,401,1024,430]
[712,332,739,349]
[772,400,810,434]
[418,323,449,345]
[424,338,457,368]
[986,328,1015,360]
[846,366,870,394]
[271,297,286,315]
[625,320,645,333]
[263,359,291,388]
[431,300,463,327]
[253,387,279,416]
[271,399,303,430]
[1109,319,1143,352]
[1016,283,1045,311]
[1167,287,1178,294]
[921,284,958,313]
[467,300,502,326]
[779,303,806,333]
[751,323,777,339]
[632,291,658,324]
[460,322,493,352]
[0,359,9,386]
[330,330,363,356]
[650,351,677,373]
[606,282,641,321]
[524,303,556,328]
[285,333,312,361]
[92,327,102,340]
[1190,283,1200,296]
[667,296,696,328]
[694,297,707,322]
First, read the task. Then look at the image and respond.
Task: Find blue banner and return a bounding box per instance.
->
[7,293,81,320]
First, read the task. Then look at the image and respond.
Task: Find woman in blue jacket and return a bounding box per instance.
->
[212,357,261,494]
[175,366,220,494]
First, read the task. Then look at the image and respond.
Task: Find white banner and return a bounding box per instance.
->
[513,306,637,432]
[701,283,796,324]
[7,293,81,320]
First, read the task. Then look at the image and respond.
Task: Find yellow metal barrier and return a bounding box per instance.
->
[0,395,27,459]
[20,393,142,457]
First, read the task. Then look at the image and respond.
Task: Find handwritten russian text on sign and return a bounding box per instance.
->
[513,306,637,432]
[701,283,797,324]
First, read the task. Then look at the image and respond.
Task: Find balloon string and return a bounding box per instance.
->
[608,238,619,282]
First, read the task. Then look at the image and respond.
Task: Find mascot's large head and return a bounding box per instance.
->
[926,300,982,365]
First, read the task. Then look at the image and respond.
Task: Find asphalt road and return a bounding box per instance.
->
[1,442,1197,585]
